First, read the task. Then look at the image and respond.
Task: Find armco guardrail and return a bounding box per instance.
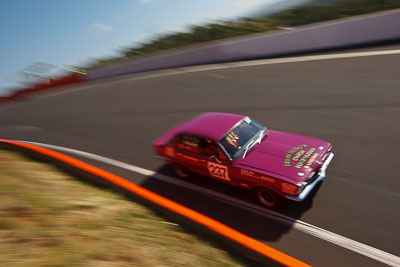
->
[0,73,85,102]
[87,9,400,81]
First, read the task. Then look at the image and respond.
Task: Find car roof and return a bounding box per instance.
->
[180,112,245,141]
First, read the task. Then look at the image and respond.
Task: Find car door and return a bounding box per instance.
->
[174,135,205,174]
[199,139,232,183]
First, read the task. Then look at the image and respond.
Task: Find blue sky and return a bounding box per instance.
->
[0,0,279,94]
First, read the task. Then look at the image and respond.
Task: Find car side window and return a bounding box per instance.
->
[176,135,201,154]
[200,139,228,161]
[201,139,218,157]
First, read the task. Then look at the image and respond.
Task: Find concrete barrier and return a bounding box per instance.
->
[220,9,400,61]
[87,9,400,81]
[88,44,223,80]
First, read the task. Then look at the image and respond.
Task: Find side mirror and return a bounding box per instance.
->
[219,154,227,161]
[209,155,222,164]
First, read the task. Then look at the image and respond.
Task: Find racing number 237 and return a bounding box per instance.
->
[207,162,230,181]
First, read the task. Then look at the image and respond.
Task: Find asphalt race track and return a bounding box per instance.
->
[1,47,399,266]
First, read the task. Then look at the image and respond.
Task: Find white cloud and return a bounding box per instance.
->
[136,0,152,4]
[92,23,113,32]
[234,0,277,8]
[87,22,113,36]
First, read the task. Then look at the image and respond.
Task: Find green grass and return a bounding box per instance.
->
[0,149,246,266]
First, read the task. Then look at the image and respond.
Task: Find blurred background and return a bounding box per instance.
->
[1,1,400,266]
[1,0,399,96]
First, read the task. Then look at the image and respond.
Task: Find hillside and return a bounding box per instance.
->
[86,0,400,69]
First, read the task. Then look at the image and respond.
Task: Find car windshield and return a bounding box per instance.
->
[219,117,265,160]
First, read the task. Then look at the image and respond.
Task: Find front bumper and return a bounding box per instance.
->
[286,152,334,202]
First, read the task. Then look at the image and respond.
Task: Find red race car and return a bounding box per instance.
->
[153,112,334,209]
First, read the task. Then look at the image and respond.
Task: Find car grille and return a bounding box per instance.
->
[307,171,319,184]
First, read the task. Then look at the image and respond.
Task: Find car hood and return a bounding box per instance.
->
[234,130,331,184]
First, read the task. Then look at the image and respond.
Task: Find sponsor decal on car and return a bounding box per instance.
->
[304,152,319,169]
[295,147,316,169]
[292,150,305,161]
[241,169,275,183]
[284,144,308,167]
[207,162,230,181]
[285,145,320,169]
[241,169,255,177]
[226,131,239,147]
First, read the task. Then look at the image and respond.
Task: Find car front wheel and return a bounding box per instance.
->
[254,187,283,209]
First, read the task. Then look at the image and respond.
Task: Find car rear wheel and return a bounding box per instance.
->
[173,163,189,179]
[255,188,283,209]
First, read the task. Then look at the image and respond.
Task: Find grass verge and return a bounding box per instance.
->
[0,149,246,266]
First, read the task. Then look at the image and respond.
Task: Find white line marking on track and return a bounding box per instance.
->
[36,49,400,100]
[162,221,179,226]
[19,140,400,267]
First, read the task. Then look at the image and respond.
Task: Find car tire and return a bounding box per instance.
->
[173,163,189,179]
[254,187,283,209]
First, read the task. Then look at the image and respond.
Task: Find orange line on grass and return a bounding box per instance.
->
[0,139,310,267]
